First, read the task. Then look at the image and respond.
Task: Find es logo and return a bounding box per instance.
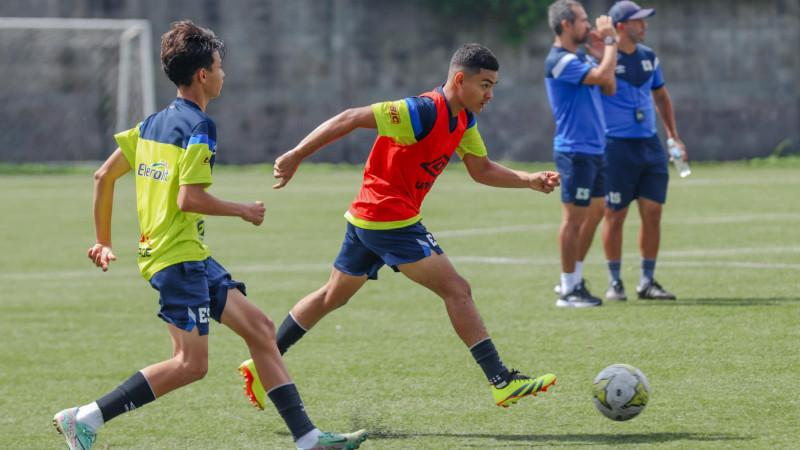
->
[189,307,210,325]
[575,187,591,201]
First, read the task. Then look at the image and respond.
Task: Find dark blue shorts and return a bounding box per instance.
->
[553,151,607,206]
[333,221,444,280]
[604,135,669,210]
[148,257,246,335]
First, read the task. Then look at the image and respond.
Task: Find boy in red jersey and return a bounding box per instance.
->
[239,43,561,410]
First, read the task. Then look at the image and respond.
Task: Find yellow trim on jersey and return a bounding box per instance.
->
[372,100,418,146]
[455,125,488,159]
[344,211,422,230]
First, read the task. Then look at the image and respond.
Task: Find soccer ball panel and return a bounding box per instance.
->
[592,364,650,421]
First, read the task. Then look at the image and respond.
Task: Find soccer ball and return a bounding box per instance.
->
[592,364,650,421]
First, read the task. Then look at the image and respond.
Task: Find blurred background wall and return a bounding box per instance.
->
[0,0,798,163]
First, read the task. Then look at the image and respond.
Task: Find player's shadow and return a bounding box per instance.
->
[276,430,749,446]
[629,297,800,306]
[362,430,749,446]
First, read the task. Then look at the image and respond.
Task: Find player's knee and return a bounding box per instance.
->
[254,313,276,342]
[322,287,350,310]
[181,358,209,383]
[241,311,276,347]
[443,275,472,301]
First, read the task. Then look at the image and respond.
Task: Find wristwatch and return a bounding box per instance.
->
[604,36,617,45]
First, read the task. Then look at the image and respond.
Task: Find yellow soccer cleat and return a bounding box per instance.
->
[492,370,556,408]
[238,359,266,410]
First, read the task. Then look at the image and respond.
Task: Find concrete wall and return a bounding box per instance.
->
[1,0,797,163]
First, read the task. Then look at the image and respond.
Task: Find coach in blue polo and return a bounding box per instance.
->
[601,1,687,301]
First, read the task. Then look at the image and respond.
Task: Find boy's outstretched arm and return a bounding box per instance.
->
[177,184,266,226]
[462,153,561,193]
[89,148,131,271]
[273,106,377,189]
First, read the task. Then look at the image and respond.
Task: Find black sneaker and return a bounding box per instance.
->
[605,279,627,301]
[636,279,676,300]
[556,280,602,307]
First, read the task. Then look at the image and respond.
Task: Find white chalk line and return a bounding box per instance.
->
[3,246,798,282]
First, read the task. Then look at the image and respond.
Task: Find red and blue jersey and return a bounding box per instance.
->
[345,87,487,230]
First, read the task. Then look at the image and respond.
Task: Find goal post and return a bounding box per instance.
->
[0,18,156,162]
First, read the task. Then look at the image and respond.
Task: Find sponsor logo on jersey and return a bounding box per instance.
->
[137,159,170,183]
[420,154,450,177]
[139,231,153,257]
[389,104,401,124]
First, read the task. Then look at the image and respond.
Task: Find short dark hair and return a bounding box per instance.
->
[449,43,499,77]
[160,20,225,87]
[548,0,580,35]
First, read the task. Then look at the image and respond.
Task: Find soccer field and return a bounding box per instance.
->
[1,160,798,449]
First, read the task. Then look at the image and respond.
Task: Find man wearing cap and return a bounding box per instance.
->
[545,0,618,307]
[599,1,686,301]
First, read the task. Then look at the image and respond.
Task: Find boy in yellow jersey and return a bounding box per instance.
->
[238,43,560,413]
[52,20,367,450]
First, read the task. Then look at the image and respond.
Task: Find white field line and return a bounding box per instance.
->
[436,212,800,238]
[450,256,800,270]
[2,247,798,282]
[2,214,797,281]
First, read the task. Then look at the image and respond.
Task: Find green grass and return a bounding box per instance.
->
[1,161,799,449]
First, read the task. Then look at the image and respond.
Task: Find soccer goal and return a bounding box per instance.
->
[0,18,156,162]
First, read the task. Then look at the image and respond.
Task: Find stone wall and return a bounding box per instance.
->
[1,0,797,162]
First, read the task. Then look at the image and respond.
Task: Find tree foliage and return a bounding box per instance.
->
[414,0,552,44]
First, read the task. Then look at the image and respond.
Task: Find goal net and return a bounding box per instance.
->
[0,18,156,162]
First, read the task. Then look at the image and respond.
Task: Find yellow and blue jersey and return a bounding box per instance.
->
[602,44,665,138]
[115,97,215,280]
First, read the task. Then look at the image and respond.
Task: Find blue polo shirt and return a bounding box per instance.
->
[544,46,606,155]
[602,44,664,138]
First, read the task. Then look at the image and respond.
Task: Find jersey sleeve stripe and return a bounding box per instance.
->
[552,53,577,79]
[188,134,209,146]
[404,97,423,137]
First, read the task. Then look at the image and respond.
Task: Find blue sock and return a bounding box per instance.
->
[267,382,315,441]
[640,258,656,285]
[607,260,621,283]
[96,371,156,423]
[276,313,307,355]
[469,338,508,385]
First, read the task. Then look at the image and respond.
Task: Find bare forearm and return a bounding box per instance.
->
[93,177,115,246]
[292,107,373,160]
[653,88,678,139]
[178,188,246,217]
[473,162,533,188]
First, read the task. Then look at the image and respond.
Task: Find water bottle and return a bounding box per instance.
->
[667,138,691,177]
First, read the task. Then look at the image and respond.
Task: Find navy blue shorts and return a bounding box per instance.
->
[553,151,607,206]
[148,257,246,335]
[333,221,444,280]
[604,135,669,210]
